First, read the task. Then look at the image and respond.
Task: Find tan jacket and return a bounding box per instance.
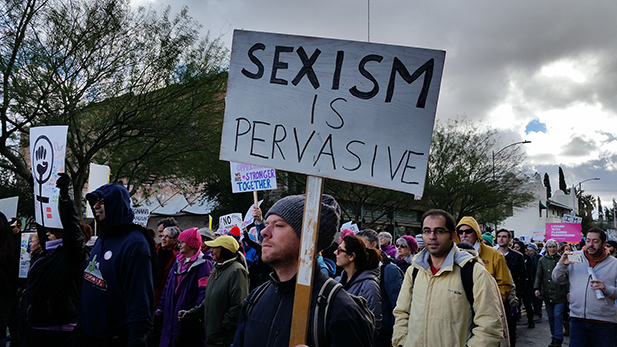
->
[456,216,513,302]
[392,245,504,347]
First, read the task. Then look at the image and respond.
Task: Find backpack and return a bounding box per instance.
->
[243,277,375,347]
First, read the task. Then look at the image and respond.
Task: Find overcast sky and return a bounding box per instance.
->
[138,0,617,214]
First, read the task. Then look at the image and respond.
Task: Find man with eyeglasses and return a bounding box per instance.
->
[392,209,504,347]
[456,216,513,304]
[73,184,158,347]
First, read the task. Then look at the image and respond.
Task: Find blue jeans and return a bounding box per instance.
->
[545,302,565,341]
[570,317,616,347]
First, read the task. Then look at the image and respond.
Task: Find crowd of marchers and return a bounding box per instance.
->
[1,176,617,347]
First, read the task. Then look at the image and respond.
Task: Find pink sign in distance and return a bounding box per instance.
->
[545,223,582,243]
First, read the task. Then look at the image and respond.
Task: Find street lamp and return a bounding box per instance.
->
[491,140,531,230]
[573,177,600,215]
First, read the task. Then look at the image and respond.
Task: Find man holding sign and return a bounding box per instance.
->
[232,194,373,347]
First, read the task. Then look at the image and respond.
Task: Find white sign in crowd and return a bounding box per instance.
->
[230,162,277,193]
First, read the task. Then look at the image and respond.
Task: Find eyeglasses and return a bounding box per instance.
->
[93,198,104,207]
[161,235,174,239]
[457,228,474,235]
[396,244,408,248]
[422,228,450,235]
[336,247,348,254]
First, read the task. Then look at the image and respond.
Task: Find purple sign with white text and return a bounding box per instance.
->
[546,223,582,243]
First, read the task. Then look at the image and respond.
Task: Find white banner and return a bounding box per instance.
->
[0,196,18,220]
[19,232,35,278]
[218,213,243,233]
[243,200,264,228]
[86,163,110,218]
[30,126,68,228]
[220,30,445,197]
[133,207,150,227]
[231,162,277,193]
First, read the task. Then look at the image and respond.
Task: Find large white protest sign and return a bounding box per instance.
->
[0,196,18,219]
[133,207,150,227]
[86,163,110,218]
[30,126,68,228]
[220,30,445,197]
[231,162,277,193]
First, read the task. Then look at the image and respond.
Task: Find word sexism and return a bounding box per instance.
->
[240,43,435,107]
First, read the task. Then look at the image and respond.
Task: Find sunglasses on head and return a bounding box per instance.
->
[457,228,474,235]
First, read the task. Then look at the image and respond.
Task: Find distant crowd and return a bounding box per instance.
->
[1,176,617,347]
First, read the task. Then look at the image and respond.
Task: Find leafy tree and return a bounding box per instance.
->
[0,0,228,208]
[578,194,596,232]
[543,173,552,198]
[603,205,616,229]
[420,118,535,224]
[0,168,34,225]
[558,167,569,194]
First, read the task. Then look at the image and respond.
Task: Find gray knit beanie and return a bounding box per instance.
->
[265,194,341,251]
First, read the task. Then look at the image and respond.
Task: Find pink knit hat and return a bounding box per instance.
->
[340,228,355,243]
[178,228,202,250]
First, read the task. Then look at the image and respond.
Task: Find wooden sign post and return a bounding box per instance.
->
[290,175,324,345]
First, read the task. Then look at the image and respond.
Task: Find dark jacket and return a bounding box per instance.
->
[158,251,213,347]
[155,243,179,308]
[503,248,527,293]
[188,253,249,347]
[340,267,382,333]
[379,255,403,338]
[233,269,374,347]
[26,196,87,327]
[79,184,157,343]
[534,253,568,304]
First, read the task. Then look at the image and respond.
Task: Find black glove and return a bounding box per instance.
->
[56,172,71,199]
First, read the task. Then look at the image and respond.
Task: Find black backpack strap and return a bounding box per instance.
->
[412,267,419,283]
[460,260,475,310]
[244,280,272,317]
[314,278,343,347]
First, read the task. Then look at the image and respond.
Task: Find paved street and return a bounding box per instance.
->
[517,307,570,347]
[3,307,571,347]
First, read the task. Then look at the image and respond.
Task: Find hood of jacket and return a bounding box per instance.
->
[86,184,134,230]
[413,243,475,274]
[455,216,483,244]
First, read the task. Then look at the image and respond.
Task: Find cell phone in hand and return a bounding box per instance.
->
[568,254,582,263]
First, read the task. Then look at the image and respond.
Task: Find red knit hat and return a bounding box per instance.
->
[178,228,202,250]
[229,226,242,239]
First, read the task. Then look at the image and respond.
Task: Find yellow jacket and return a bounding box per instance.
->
[392,245,504,347]
[456,216,513,302]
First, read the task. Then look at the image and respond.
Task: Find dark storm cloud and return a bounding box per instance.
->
[561,136,597,157]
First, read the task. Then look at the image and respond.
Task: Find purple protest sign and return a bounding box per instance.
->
[545,223,582,243]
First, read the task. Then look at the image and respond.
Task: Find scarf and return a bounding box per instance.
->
[583,245,609,267]
[45,239,63,252]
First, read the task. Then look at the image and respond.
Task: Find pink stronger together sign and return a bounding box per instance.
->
[545,223,582,243]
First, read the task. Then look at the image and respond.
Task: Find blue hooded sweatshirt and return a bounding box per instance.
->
[80,184,155,342]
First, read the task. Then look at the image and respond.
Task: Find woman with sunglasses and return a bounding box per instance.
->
[158,228,214,347]
[335,234,383,338]
[394,235,419,274]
